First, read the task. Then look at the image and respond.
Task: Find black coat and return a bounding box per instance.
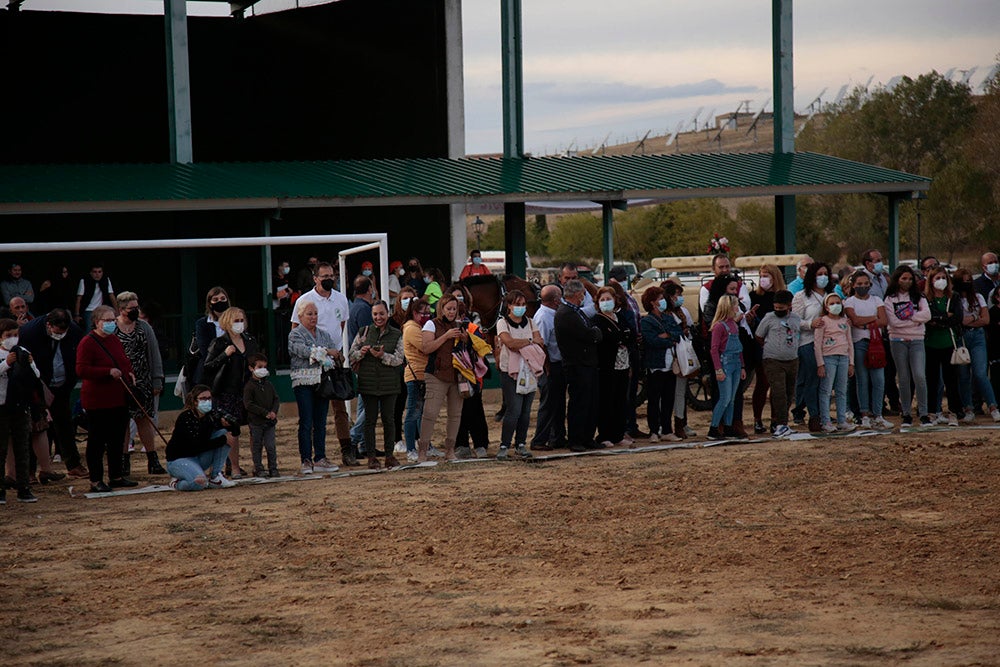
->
[554,303,602,367]
[17,316,84,388]
[204,333,259,396]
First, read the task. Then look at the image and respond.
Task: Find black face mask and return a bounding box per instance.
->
[210,300,229,314]
[774,309,789,318]
[320,278,335,291]
[408,266,419,273]
[853,285,870,297]
[126,308,140,322]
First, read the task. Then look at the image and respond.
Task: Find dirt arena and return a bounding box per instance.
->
[3,389,999,666]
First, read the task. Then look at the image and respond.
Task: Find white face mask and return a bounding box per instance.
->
[398,268,406,277]
[1,336,18,351]
[48,329,66,341]
[231,322,246,334]
[827,303,843,316]
[252,367,269,379]
[933,278,948,291]
[759,276,772,290]
[599,299,615,313]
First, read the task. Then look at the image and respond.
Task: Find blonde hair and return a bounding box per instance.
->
[295,298,317,319]
[217,307,246,335]
[115,291,139,309]
[711,295,740,328]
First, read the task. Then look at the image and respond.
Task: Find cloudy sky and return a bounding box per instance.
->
[23,0,1000,156]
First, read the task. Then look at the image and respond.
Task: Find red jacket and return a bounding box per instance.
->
[76,332,134,410]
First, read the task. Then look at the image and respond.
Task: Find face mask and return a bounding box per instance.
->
[873,262,885,274]
[675,295,685,307]
[853,285,870,297]
[231,322,245,335]
[599,299,615,313]
[455,295,464,302]
[210,300,229,314]
[282,266,290,275]
[48,330,66,341]
[933,278,948,291]
[101,321,117,335]
[774,309,789,318]
[815,275,829,289]
[362,269,372,277]
[408,265,419,273]
[827,303,843,315]
[252,367,269,379]
[472,257,482,265]
[401,297,412,310]
[759,276,772,290]
[987,263,999,276]
[657,298,668,312]
[126,308,139,322]
[320,278,335,291]
[416,313,430,325]
[512,305,527,317]
[398,268,407,277]
[197,399,213,414]
[424,276,431,284]
[1,336,18,351]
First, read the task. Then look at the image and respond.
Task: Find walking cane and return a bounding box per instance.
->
[118,377,171,448]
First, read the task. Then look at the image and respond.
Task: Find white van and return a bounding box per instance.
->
[475,250,533,275]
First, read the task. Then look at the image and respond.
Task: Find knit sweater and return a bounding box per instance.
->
[884,294,931,340]
[814,316,855,366]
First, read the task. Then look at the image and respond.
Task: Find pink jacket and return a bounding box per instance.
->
[883,294,931,340]
[814,315,854,366]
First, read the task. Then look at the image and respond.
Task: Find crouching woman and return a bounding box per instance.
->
[165,385,236,490]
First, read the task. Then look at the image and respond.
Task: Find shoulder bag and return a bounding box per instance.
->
[950,329,971,366]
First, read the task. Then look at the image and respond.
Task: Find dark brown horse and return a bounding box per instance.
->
[459,274,540,332]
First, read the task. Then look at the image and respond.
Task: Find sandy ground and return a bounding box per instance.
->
[3,388,1000,666]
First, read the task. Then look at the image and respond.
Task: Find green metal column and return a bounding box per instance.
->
[772,0,795,254]
[887,194,902,271]
[164,0,193,164]
[261,218,277,365]
[179,248,198,352]
[501,0,526,277]
[602,202,614,285]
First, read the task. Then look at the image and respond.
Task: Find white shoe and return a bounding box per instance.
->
[313,458,337,472]
[393,440,406,454]
[209,474,236,489]
[662,433,682,442]
[300,461,314,475]
[836,423,856,432]
[427,445,444,458]
[935,413,950,425]
[873,417,894,430]
[168,478,179,490]
[406,450,419,463]
[52,454,62,463]
[821,422,837,433]
[474,446,488,458]
[649,433,660,443]
[962,410,976,423]
[773,424,792,437]
[992,408,1000,423]
[947,413,959,427]
[860,416,872,429]
[683,426,697,438]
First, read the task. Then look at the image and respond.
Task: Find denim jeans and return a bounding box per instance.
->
[500,372,535,447]
[711,354,741,427]
[958,327,997,409]
[853,339,885,417]
[166,445,230,491]
[819,354,851,425]
[350,396,366,448]
[795,344,820,420]
[403,380,425,453]
[890,339,928,418]
[294,385,329,463]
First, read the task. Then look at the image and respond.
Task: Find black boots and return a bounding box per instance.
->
[340,439,359,466]
[147,451,166,475]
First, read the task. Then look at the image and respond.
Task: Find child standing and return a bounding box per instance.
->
[754,290,801,437]
[243,353,280,477]
[815,293,855,433]
[707,295,746,440]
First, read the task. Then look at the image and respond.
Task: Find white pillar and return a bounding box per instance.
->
[445,0,467,279]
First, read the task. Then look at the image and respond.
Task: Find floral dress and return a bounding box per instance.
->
[116,325,154,418]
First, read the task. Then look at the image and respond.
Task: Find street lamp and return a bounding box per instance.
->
[473,216,484,250]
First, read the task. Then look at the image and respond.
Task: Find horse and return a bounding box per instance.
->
[459,273,541,333]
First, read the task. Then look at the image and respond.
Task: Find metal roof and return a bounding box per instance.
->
[0,152,931,215]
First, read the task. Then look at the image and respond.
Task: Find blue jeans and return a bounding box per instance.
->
[166,445,230,491]
[350,396,366,448]
[711,353,741,427]
[294,385,329,463]
[500,372,535,447]
[403,380,425,453]
[959,327,997,409]
[890,339,928,418]
[853,339,885,417]
[819,354,851,425]
[796,344,820,419]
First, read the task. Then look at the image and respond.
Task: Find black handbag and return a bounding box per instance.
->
[317,365,357,401]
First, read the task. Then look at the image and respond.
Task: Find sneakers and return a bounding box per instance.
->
[455,446,473,460]
[313,458,338,472]
[772,424,792,438]
[935,413,950,425]
[300,461,314,475]
[427,445,444,459]
[268,469,280,478]
[474,446,488,459]
[405,450,419,463]
[393,440,406,454]
[253,468,266,478]
[992,408,1000,423]
[946,413,959,427]
[873,416,894,430]
[753,421,767,434]
[962,410,976,423]
[919,415,934,426]
[39,471,66,483]
[0,488,5,504]
[860,416,872,429]
[109,477,139,488]
[836,423,856,432]
[514,444,533,459]
[17,488,38,503]
[706,426,723,440]
[209,474,236,489]
[901,415,913,427]
[648,433,660,443]
[821,422,838,433]
[168,478,179,490]
[683,425,697,438]
[496,446,509,460]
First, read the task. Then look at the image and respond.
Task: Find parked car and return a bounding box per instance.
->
[594,261,638,286]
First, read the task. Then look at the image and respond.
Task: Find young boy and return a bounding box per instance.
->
[754,290,801,437]
[242,353,280,478]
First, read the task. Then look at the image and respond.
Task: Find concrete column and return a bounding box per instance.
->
[772,0,795,254]
[164,0,193,164]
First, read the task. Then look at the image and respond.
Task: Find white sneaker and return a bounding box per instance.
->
[52,454,62,463]
[873,416,894,430]
[474,446,488,458]
[935,413,950,425]
[300,461,314,475]
[962,410,976,423]
[837,423,856,432]
[683,426,697,438]
[168,478,179,490]
[649,433,660,443]
[992,408,1000,423]
[209,474,236,489]
[947,413,959,427]
[427,445,444,458]
[773,424,792,438]
[406,451,419,463]
[821,422,837,433]
[393,440,406,454]
[313,458,337,472]
[860,416,872,429]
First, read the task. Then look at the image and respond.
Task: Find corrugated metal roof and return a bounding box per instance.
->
[0,152,930,215]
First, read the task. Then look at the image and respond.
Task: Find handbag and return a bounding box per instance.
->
[317,363,357,401]
[950,329,971,366]
[515,358,538,395]
[865,324,887,369]
[674,335,701,377]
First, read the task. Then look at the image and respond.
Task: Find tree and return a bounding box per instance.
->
[546,212,602,261]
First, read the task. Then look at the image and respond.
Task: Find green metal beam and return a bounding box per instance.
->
[772,0,795,253]
[501,0,526,276]
[602,202,615,285]
[504,202,527,276]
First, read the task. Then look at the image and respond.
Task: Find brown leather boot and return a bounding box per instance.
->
[674,417,686,439]
[367,455,381,470]
[416,439,429,463]
[340,439,359,466]
[385,454,400,469]
[443,438,457,462]
[808,417,821,433]
[731,418,749,439]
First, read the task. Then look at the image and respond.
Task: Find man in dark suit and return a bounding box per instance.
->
[554,280,603,452]
[18,308,86,477]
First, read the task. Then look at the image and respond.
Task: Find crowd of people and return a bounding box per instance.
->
[3,247,1000,502]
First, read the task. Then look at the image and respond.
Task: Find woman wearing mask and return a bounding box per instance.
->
[402,297,431,462]
[661,281,696,439]
[844,271,892,429]
[165,385,236,491]
[389,286,417,456]
[387,260,404,309]
[952,268,1000,422]
[204,307,259,478]
[357,261,379,301]
[791,262,833,432]
[593,286,634,447]
[405,258,426,296]
[884,266,932,427]
[423,267,446,314]
[452,284,491,459]
[641,285,683,442]
[418,294,468,461]
[923,267,963,426]
[495,290,543,459]
[750,265,785,433]
[113,291,166,475]
[193,287,230,384]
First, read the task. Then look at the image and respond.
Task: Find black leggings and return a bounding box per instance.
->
[86,406,129,483]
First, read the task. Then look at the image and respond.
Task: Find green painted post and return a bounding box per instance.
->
[887,194,902,271]
[772,0,796,255]
[501,0,527,276]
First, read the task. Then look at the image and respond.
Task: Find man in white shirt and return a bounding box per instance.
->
[290,262,356,464]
